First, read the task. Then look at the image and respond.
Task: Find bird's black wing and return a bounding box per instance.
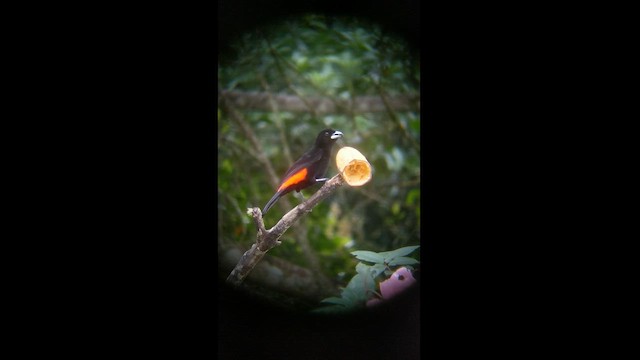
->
[278,146,323,186]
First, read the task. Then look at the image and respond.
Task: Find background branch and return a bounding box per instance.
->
[220,90,419,114]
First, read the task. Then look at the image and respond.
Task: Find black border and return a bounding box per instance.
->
[30,0,579,356]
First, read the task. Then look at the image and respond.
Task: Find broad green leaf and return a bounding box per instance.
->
[341,283,361,304]
[388,256,420,266]
[356,264,381,292]
[355,262,371,275]
[321,297,350,306]
[370,263,388,278]
[351,250,385,264]
[347,270,375,302]
[378,245,420,261]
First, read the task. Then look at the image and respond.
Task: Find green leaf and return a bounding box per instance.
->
[321,297,350,306]
[221,159,233,174]
[391,201,401,215]
[351,250,385,264]
[409,115,420,133]
[370,263,388,278]
[388,256,420,266]
[347,270,375,303]
[378,245,420,261]
[406,189,420,206]
[341,282,361,304]
[355,262,371,275]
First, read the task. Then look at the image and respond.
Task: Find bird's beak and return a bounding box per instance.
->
[331,130,343,140]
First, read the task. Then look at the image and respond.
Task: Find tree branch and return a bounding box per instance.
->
[226,174,345,286]
[220,90,419,114]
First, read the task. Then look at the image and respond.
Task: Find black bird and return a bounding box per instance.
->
[262,129,343,214]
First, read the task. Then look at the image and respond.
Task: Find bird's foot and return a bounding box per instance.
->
[294,190,306,201]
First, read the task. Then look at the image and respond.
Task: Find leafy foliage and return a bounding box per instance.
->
[313,246,420,314]
[352,245,421,267]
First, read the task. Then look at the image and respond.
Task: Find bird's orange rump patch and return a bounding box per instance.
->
[277,168,308,192]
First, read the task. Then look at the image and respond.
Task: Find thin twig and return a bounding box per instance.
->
[259,75,293,164]
[221,98,280,187]
[370,76,421,152]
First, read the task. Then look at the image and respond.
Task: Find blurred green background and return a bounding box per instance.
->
[218,14,420,311]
